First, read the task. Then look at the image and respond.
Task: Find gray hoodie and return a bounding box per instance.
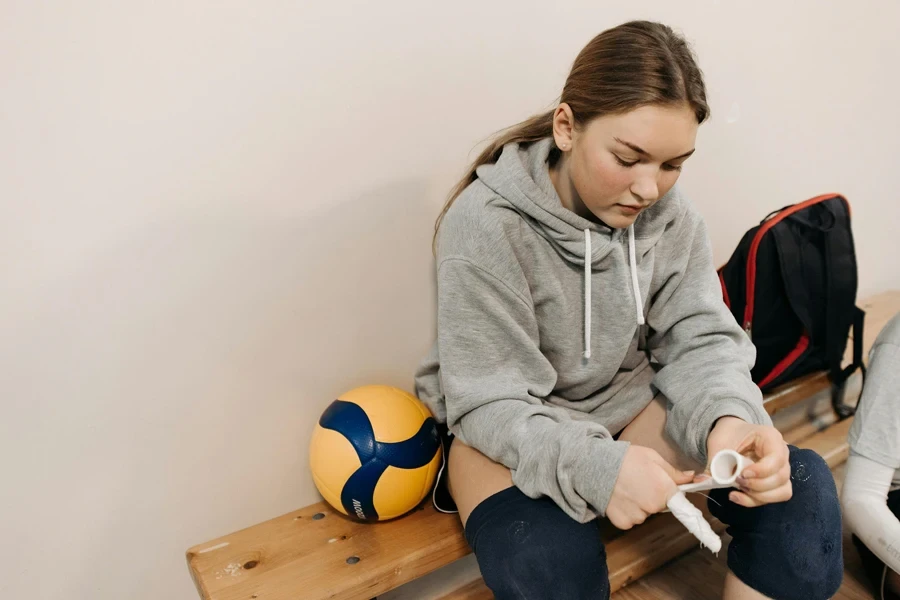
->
[415,137,771,523]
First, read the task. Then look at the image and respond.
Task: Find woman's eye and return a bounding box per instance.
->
[613,153,684,172]
[614,155,639,168]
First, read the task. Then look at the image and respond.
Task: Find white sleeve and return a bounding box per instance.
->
[842,454,900,574]
[848,315,900,468]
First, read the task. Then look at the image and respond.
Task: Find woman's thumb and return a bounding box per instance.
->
[674,469,695,485]
[654,454,695,485]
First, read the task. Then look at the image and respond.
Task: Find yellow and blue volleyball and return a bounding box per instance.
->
[309,385,442,522]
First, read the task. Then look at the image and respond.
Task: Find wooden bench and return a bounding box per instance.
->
[186,291,900,600]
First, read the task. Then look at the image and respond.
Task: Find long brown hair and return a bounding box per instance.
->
[434,21,710,247]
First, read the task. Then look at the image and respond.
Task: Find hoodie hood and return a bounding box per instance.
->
[476,138,684,357]
[475,137,684,268]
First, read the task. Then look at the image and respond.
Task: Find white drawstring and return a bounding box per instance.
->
[582,225,645,360]
[628,224,646,326]
[583,229,591,359]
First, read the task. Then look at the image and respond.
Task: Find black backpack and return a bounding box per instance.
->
[718,193,865,418]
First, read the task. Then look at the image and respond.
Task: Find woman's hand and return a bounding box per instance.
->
[706,416,792,507]
[607,445,694,530]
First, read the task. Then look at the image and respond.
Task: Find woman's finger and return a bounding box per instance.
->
[629,507,649,526]
[737,461,790,493]
[607,506,629,530]
[743,431,789,479]
[729,482,793,507]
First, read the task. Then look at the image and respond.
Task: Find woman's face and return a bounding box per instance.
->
[554,103,699,229]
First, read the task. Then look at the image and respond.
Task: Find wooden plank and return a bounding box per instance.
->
[439,579,492,600]
[782,410,837,445]
[763,371,830,416]
[798,416,852,465]
[186,502,468,600]
[612,548,727,600]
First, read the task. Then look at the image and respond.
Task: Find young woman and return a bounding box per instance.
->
[843,312,900,600]
[415,20,843,600]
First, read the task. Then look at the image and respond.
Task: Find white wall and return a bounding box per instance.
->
[1,1,898,598]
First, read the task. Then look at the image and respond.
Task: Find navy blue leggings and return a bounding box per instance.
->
[463,446,843,600]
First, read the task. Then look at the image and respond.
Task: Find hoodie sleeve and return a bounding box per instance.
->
[436,256,629,522]
[647,208,772,466]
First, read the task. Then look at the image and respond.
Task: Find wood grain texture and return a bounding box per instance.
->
[186,501,469,600]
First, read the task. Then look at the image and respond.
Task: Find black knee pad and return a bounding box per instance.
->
[465,487,610,600]
[709,446,843,600]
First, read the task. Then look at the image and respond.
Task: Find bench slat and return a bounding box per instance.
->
[187,501,468,600]
[763,371,831,415]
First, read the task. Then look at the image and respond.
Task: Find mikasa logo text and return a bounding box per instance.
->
[352,499,366,519]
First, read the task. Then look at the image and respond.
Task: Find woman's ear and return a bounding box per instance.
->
[552,103,575,151]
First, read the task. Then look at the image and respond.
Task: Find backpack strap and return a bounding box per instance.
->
[826,234,856,360]
[770,224,814,334]
[831,306,866,419]
[816,198,862,418]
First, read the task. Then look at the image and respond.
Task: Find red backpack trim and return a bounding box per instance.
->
[758,333,810,388]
